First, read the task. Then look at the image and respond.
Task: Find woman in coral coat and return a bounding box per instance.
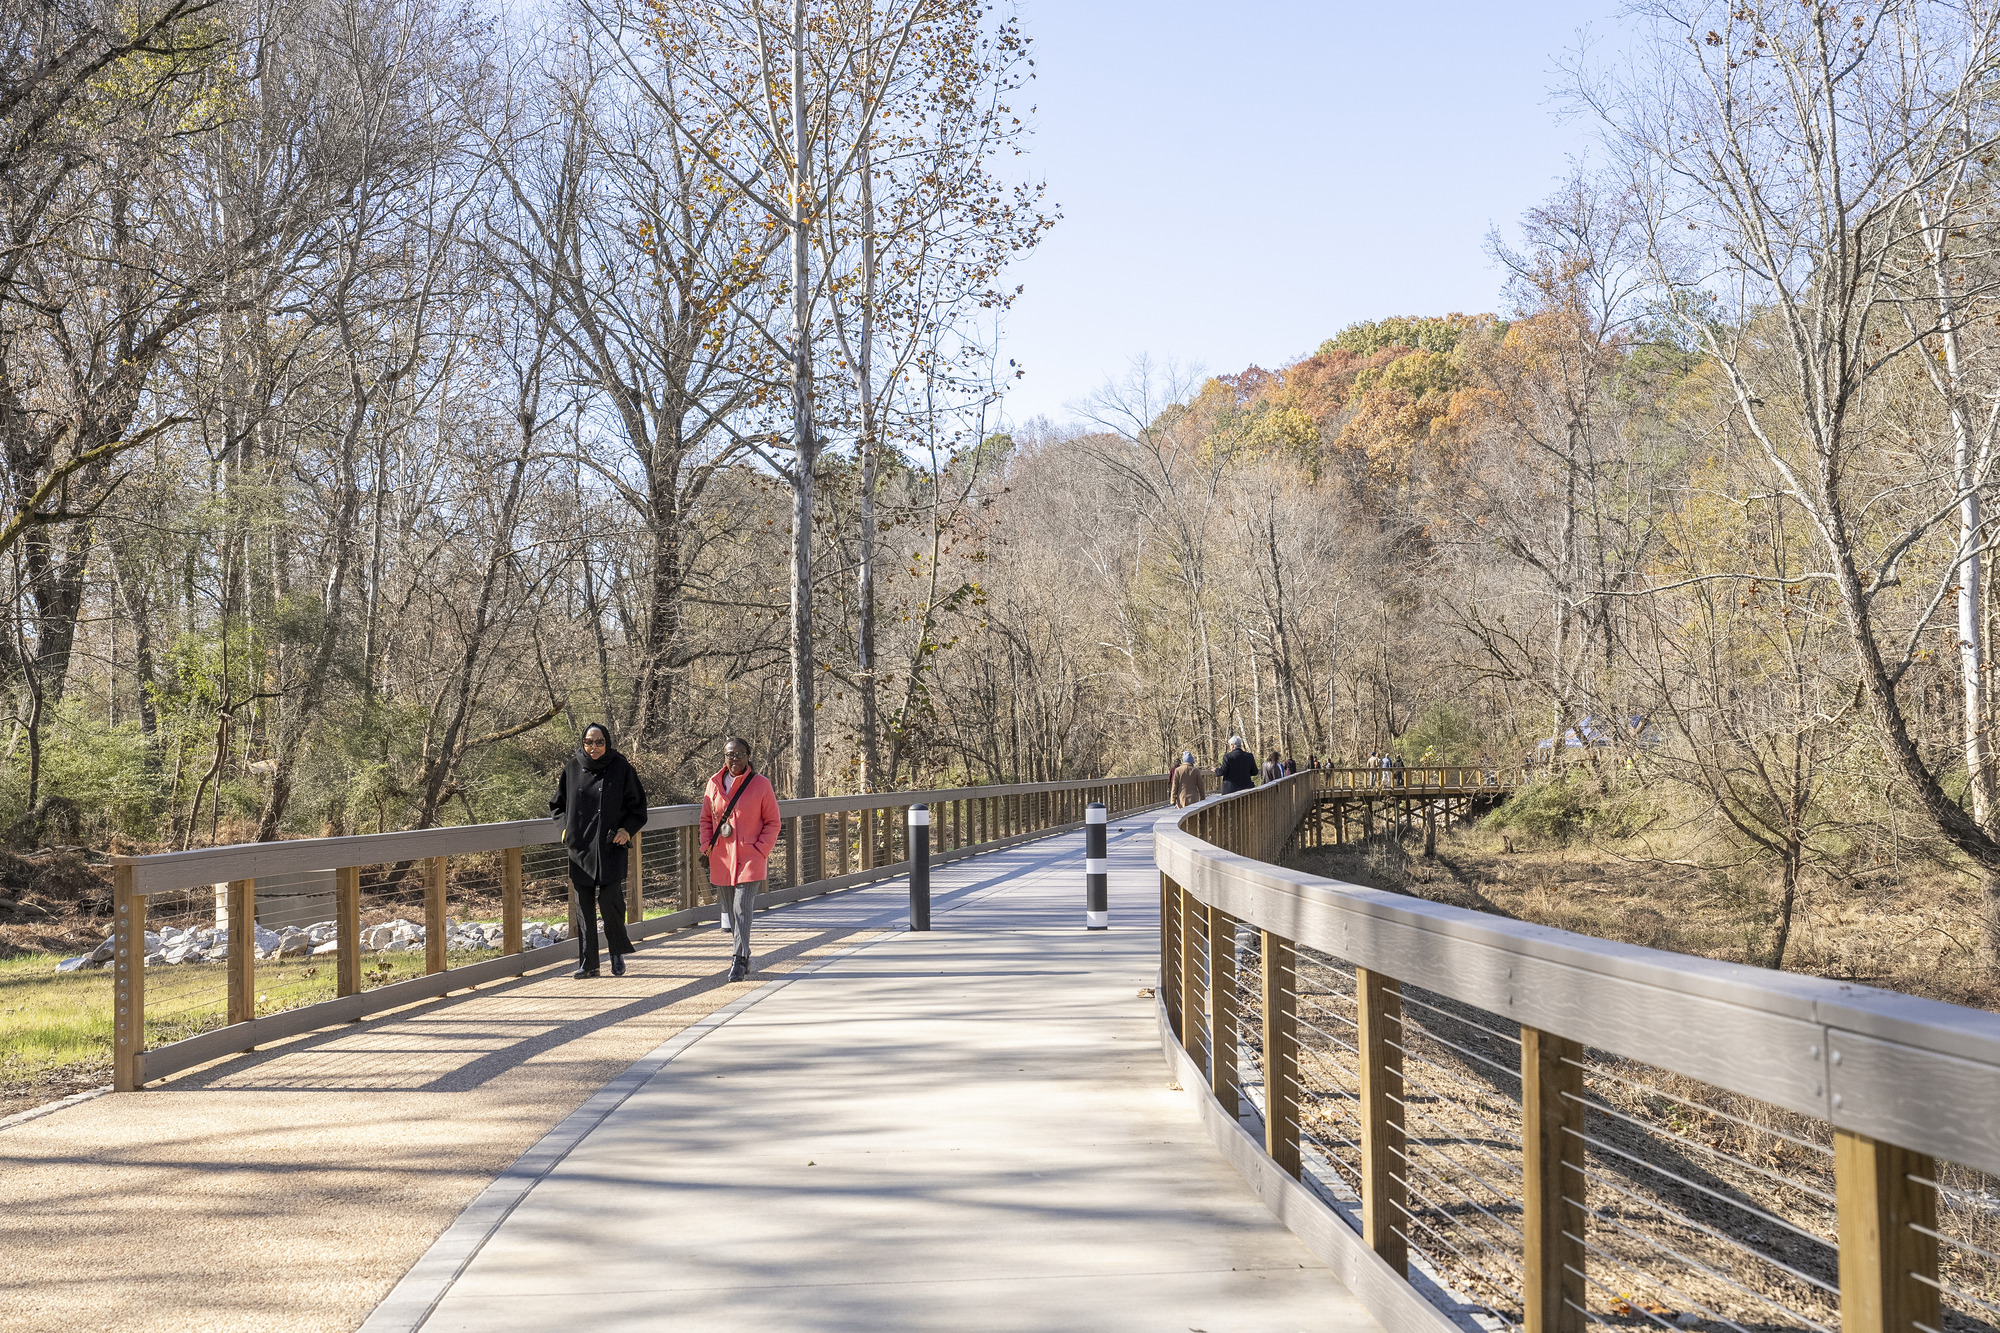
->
[700,736,781,981]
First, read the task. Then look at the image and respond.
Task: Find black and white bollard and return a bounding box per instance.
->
[1084,801,1108,930]
[909,803,931,931]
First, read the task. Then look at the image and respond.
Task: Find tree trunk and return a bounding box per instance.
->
[786,0,818,804]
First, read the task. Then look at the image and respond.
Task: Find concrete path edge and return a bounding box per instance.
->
[358,929,897,1333]
[1154,994,1473,1333]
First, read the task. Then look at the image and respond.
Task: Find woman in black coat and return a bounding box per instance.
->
[549,722,649,977]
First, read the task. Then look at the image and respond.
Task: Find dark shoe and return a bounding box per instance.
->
[611,953,626,977]
[728,955,749,982]
[571,966,600,979]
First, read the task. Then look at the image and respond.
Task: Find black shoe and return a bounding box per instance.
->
[728,955,749,982]
[611,953,626,977]
[572,966,600,979]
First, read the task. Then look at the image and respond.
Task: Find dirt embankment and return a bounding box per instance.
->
[1288,827,2000,1014]
[0,849,115,960]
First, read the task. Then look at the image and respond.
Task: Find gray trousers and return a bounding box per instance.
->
[719,879,763,959]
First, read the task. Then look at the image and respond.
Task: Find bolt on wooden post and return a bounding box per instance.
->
[1261,931,1301,1176]
[1159,871,1183,1037]
[1522,1025,1587,1333]
[1836,1130,1941,1333]
[424,857,447,975]
[112,865,144,1092]
[1358,967,1408,1273]
[628,830,645,923]
[335,867,361,998]
[502,847,524,958]
[227,878,256,1028]
[1207,905,1238,1105]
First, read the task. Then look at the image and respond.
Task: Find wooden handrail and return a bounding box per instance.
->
[110,772,1169,1092]
[1157,773,2000,1333]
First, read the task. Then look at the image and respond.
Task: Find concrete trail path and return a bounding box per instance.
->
[373,821,1379,1333]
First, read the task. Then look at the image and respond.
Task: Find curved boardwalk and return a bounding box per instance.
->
[368,823,1377,1333]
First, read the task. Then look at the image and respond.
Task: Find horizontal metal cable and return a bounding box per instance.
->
[1569,1236,1771,1333]
[1567,1056,1834,1161]
[1301,1130,1364,1193]
[1559,1123,1839,1246]
[1301,1091,1364,1135]
[1561,1294,1620,1331]
[1399,988,1525,1050]
[1296,981,1359,1006]
[1295,1063,1361,1104]
[1389,1036,1524,1106]
[1563,1086,1838,1210]
[1389,1147,1529,1245]
[1297,1015,1365,1059]
[1911,1269,2000,1322]
[1393,1188,1527,1288]
[1390,1214,1524,1324]
[1393,1024,1526,1085]
[1572,1161,1838,1295]
[1384,1059,1529,1158]
[1392,1096,1528,1187]
[1911,1221,2000,1268]
[1568,1198,1835,1333]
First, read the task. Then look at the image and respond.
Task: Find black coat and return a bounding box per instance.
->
[550,752,649,885]
[1216,748,1258,794]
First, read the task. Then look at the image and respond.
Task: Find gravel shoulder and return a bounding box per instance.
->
[0,908,885,1333]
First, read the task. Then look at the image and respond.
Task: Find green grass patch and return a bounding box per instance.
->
[0,952,111,1080]
[0,945,519,1086]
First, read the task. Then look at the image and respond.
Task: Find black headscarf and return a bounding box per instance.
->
[580,722,614,773]
[551,723,649,885]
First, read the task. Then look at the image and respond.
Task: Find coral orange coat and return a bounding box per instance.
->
[700,768,781,886]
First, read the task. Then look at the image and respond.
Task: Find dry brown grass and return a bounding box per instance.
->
[1287,824,2000,1014]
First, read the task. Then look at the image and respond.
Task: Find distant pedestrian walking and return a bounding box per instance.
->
[549,722,649,979]
[1261,751,1283,783]
[1170,751,1208,807]
[1216,736,1258,793]
[701,737,781,982]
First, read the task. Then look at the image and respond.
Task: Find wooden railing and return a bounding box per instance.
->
[1157,773,2000,1333]
[110,772,1168,1090]
[1310,765,1524,792]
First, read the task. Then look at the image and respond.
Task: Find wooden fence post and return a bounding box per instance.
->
[336,866,361,998]
[113,866,143,1092]
[227,878,256,1027]
[1262,931,1300,1176]
[1178,885,1203,1062]
[679,827,697,909]
[837,811,850,875]
[502,847,523,958]
[425,856,447,975]
[1836,1130,1941,1333]
[862,807,877,871]
[1208,905,1238,1107]
[1523,1025,1587,1333]
[785,817,801,887]
[1160,871,1182,1037]
[628,830,645,923]
[1358,967,1408,1273]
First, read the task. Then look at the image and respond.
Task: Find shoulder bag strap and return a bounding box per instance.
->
[712,769,756,833]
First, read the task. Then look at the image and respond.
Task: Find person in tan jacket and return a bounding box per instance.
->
[1170,751,1207,807]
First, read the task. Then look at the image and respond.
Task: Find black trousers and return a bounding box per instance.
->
[570,872,634,970]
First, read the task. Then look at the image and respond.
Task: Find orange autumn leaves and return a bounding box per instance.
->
[1189,312,1519,507]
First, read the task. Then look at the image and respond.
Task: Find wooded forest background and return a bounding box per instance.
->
[14,0,2000,970]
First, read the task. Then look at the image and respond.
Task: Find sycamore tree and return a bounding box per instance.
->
[1582,0,2000,964]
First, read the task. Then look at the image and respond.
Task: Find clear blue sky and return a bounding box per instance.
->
[995,0,1619,427]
